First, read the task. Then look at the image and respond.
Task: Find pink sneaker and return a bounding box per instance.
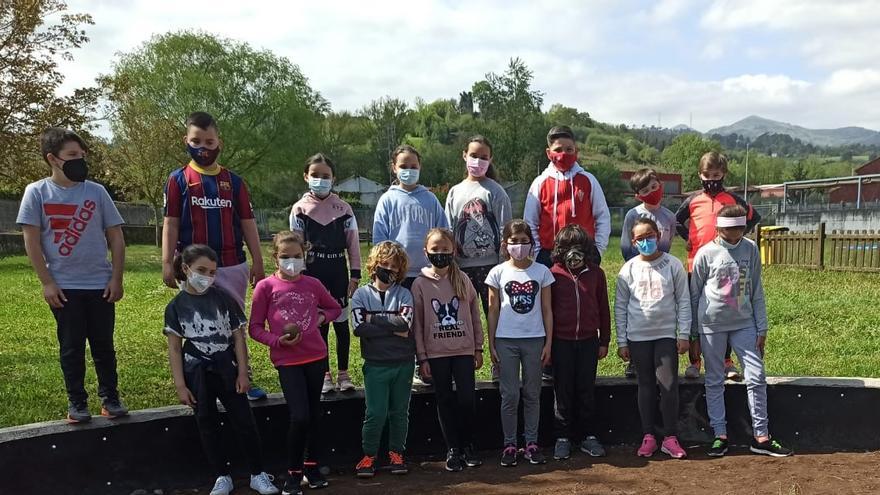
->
[661,436,687,459]
[637,434,657,457]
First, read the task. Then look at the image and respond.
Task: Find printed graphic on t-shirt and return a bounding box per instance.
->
[272,290,317,335]
[454,198,499,259]
[177,307,235,364]
[637,265,664,303]
[504,280,540,314]
[718,261,750,309]
[44,200,97,256]
[430,297,464,338]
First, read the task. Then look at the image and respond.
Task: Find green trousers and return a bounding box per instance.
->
[361,361,415,455]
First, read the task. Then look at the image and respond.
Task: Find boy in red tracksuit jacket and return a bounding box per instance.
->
[675,151,760,381]
[548,225,611,461]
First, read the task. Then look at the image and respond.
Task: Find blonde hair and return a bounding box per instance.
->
[271,231,310,261]
[366,241,409,283]
[425,228,470,302]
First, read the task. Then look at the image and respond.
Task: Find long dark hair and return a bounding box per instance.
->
[500,219,534,261]
[389,145,421,184]
[463,135,499,181]
[303,153,336,176]
[172,244,218,281]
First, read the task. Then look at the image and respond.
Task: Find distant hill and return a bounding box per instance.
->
[706,115,880,147]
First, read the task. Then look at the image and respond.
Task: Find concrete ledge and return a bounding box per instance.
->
[2,377,879,494]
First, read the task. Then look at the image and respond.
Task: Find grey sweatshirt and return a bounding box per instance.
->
[445,178,512,268]
[351,283,416,364]
[614,252,691,346]
[619,204,676,262]
[690,238,768,336]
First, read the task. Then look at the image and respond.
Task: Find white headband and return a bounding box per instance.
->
[716,216,747,227]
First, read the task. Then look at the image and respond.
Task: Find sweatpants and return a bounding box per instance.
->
[185,365,263,476]
[50,289,119,404]
[462,265,492,316]
[496,337,544,445]
[429,355,476,450]
[362,361,414,455]
[701,327,769,438]
[320,321,351,371]
[278,360,326,470]
[629,338,679,437]
[551,338,598,440]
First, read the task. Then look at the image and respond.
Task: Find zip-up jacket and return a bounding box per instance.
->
[675,189,760,271]
[549,261,611,345]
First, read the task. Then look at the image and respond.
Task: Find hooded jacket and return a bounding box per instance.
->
[372,185,448,278]
[549,261,611,345]
[411,267,484,362]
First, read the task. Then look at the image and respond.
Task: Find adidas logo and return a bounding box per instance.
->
[43,200,97,256]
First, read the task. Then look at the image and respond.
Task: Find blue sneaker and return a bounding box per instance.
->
[247,386,268,401]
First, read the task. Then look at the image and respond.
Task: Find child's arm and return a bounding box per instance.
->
[523,176,543,256]
[104,226,125,303]
[248,282,282,348]
[596,270,611,357]
[444,188,455,228]
[673,260,693,341]
[487,286,501,365]
[166,335,196,407]
[468,283,485,353]
[343,209,362,290]
[162,175,182,288]
[316,279,343,323]
[232,324,250,394]
[619,210,635,262]
[289,205,301,232]
[411,283,428,363]
[241,218,265,286]
[21,225,66,308]
[434,197,449,229]
[370,289,414,332]
[496,187,513,229]
[689,252,708,336]
[750,245,769,339]
[613,270,630,353]
[675,196,692,242]
[371,196,390,244]
[540,285,553,365]
[351,289,393,338]
[587,174,611,255]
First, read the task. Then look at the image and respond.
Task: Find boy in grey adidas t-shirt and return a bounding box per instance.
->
[16,128,127,423]
[690,205,792,458]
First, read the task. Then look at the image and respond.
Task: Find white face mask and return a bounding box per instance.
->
[186,269,214,294]
[279,257,305,276]
[717,237,742,250]
[308,177,332,196]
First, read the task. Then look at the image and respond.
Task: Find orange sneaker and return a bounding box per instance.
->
[355,455,375,478]
[388,451,408,474]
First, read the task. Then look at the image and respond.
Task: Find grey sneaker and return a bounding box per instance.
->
[67,400,91,423]
[580,436,606,457]
[101,397,128,418]
[624,362,637,379]
[553,438,571,460]
[684,363,701,379]
[209,475,234,495]
[249,472,280,494]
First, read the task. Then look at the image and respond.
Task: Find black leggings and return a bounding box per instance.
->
[320,321,351,371]
[187,368,263,476]
[429,355,476,450]
[629,339,679,437]
[278,360,326,470]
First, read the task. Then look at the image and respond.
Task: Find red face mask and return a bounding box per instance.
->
[637,187,663,205]
[547,150,578,172]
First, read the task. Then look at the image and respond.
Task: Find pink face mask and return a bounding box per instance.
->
[507,243,531,261]
[466,156,491,177]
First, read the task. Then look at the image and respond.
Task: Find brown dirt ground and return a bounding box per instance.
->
[176,447,880,495]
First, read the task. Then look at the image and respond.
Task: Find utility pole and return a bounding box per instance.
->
[743,141,750,200]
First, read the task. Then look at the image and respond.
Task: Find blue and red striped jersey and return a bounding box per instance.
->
[164,162,255,267]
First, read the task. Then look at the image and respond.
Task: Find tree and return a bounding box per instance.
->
[360,96,412,183]
[661,134,723,191]
[0,0,99,195]
[100,30,327,213]
[590,160,626,206]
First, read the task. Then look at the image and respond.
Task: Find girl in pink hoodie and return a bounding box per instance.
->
[249,231,341,493]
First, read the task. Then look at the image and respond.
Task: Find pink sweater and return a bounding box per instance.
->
[248,273,342,367]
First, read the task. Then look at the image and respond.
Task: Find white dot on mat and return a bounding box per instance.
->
[795,432,799,436]
[608,429,612,433]
[51,445,56,449]
[106,482,111,486]
[425,402,430,406]
[797,394,802,398]
[840,393,845,398]
[102,437,107,441]
[331,448,336,453]
[164,427,169,432]
[220,422,224,426]
[265,417,270,421]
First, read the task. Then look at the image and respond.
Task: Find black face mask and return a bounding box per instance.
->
[375,266,396,284]
[701,178,724,196]
[427,252,453,269]
[60,158,88,182]
[565,249,585,270]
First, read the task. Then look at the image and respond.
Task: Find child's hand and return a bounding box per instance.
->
[677,339,690,355]
[279,332,302,347]
[489,345,500,366]
[348,278,359,298]
[103,277,124,303]
[249,263,265,288]
[162,263,177,289]
[420,361,432,380]
[597,346,608,360]
[393,330,409,338]
[541,344,552,367]
[756,335,766,358]
[176,385,197,408]
[474,352,484,370]
[236,373,250,394]
[617,346,630,362]
[42,281,67,308]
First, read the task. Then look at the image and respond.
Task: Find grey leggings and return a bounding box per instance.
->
[629,338,679,437]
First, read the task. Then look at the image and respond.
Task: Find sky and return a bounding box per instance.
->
[55,0,880,132]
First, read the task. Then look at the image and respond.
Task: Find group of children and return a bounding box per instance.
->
[17,119,791,495]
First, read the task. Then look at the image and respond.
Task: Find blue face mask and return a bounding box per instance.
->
[308,177,332,196]
[397,168,420,186]
[635,237,658,256]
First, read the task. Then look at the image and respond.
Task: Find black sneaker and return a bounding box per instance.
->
[750,438,794,457]
[624,362,637,379]
[500,444,517,467]
[355,455,375,478]
[707,437,729,457]
[67,400,91,423]
[388,451,408,475]
[304,463,329,488]
[101,397,128,418]
[524,442,546,464]
[462,445,483,467]
[282,471,303,495]
[445,448,463,472]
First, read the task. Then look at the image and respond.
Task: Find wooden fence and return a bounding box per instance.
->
[759,223,880,272]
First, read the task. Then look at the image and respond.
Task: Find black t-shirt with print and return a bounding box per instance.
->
[163,286,246,370]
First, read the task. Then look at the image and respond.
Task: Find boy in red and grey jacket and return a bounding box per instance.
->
[525,126,611,268]
[675,151,760,380]
[548,225,611,461]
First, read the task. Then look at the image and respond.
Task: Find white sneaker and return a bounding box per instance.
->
[337,371,355,391]
[250,472,279,494]
[321,372,335,394]
[209,475,234,495]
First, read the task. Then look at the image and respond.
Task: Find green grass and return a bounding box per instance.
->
[1,239,879,428]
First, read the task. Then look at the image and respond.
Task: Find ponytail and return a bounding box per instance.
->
[447,260,471,303]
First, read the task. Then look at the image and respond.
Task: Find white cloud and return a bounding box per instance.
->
[823,69,880,95]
